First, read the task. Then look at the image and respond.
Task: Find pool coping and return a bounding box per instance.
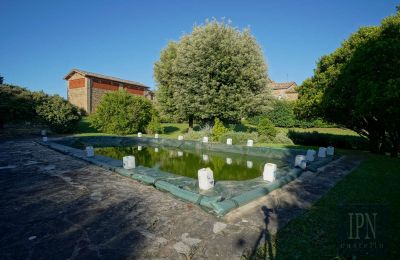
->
[38,136,337,216]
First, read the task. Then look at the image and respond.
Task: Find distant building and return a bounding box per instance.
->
[268,80,298,101]
[64,69,154,114]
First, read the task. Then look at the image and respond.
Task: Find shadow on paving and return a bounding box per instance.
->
[0,163,149,259]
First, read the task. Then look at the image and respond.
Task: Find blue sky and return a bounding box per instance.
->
[1,0,398,97]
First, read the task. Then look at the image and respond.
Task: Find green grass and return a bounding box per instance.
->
[74,119,361,148]
[251,153,400,259]
[279,127,359,136]
[75,117,99,134]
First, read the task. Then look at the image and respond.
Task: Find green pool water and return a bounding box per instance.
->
[95,145,290,181]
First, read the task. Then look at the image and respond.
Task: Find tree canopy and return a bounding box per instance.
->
[154,19,271,126]
[295,10,400,155]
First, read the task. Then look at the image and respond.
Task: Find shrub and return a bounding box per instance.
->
[89,90,153,135]
[247,99,335,128]
[0,84,37,126]
[287,130,369,150]
[147,112,163,134]
[257,117,277,138]
[268,100,296,127]
[212,118,229,141]
[35,95,82,133]
[218,131,259,145]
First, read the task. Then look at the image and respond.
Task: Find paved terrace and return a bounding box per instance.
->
[0,139,361,259]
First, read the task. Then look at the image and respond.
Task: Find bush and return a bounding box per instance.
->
[287,130,369,150]
[212,118,229,141]
[0,84,81,133]
[218,131,259,145]
[0,84,37,126]
[184,124,212,141]
[35,95,82,133]
[257,117,277,138]
[268,100,296,127]
[89,90,153,135]
[147,112,163,134]
[248,99,335,128]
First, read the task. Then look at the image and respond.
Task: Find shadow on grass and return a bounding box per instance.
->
[287,130,368,150]
[76,117,99,134]
[163,125,180,134]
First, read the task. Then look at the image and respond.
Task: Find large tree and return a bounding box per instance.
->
[153,42,182,122]
[154,19,270,127]
[296,10,400,155]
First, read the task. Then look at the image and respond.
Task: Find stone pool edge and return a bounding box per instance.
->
[37,137,337,216]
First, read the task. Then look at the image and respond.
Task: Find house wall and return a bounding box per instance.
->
[272,88,298,101]
[91,82,118,113]
[67,74,87,111]
[66,72,151,114]
[90,79,146,113]
[285,92,298,101]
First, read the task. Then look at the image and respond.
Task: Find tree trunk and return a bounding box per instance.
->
[188,115,194,131]
[368,134,384,154]
[389,136,399,158]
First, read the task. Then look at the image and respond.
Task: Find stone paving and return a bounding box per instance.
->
[0,138,362,259]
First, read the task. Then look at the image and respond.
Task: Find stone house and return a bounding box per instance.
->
[268,80,298,101]
[64,69,154,114]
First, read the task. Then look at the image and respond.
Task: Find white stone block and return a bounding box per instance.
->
[318,147,327,158]
[226,138,233,145]
[263,163,277,182]
[295,155,306,167]
[202,136,209,143]
[306,149,316,161]
[155,133,159,139]
[198,168,214,190]
[247,139,254,147]
[178,135,184,141]
[42,136,48,142]
[247,160,253,168]
[155,147,159,153]
[137,132,142,137]
[41,130,46,136]
[226,158,232,165]
[202,154,209,161]
[327,146,335,156]
[300,160,307,170]
[86,146,94,157]
[123,155,135,169]
[137,145,142,151]
[177,151,183,157]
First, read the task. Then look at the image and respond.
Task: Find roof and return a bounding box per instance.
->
[64,68,149,89]
[268,80,297,90]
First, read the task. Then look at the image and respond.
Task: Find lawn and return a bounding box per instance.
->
[251,153,400,259]
[74,118,363,150]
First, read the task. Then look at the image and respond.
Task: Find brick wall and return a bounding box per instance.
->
[126,87,144,95]
[68,78,85,89]
[91,86,115,112]
[66,73,150,114]
[92,81,119,91]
